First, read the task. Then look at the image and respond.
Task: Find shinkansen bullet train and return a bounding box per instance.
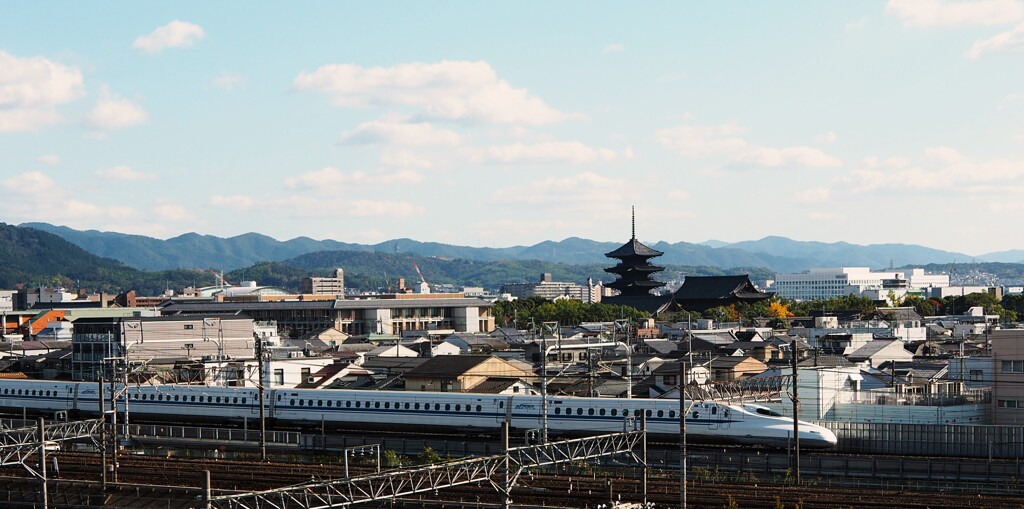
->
[0,379,836,448]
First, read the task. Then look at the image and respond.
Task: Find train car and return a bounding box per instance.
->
[0,379,836,448]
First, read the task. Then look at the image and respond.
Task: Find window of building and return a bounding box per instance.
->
[301,367,311,381]
[998,399,1021,408]
[1001,360,1024,373]
[274,369,284,386]
[969,370,984,381]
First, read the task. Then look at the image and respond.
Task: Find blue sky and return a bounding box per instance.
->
[2,1,1023,255]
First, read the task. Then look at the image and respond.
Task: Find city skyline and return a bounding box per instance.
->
[2,1,1023,254]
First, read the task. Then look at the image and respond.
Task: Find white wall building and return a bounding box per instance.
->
[769,267,950,302]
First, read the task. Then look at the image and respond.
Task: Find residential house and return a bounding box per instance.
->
[403,355,534,393]
[709,356,768,382]
[846,339,914,368]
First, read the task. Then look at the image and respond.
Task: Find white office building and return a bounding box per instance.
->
[768,267,949,302]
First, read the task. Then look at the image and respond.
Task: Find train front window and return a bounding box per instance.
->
[754,407,784,417]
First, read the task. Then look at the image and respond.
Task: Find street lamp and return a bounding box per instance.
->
[343,444,381,478]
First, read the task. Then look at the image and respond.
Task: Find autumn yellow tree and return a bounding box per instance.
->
[768,300,794,318]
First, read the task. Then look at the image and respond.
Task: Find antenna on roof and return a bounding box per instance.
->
[631,205,636,240]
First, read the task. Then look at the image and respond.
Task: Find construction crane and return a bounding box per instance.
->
[412,263,430,294]
[209,269,229,289]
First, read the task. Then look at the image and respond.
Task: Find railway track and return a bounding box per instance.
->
[3,452,1023,508]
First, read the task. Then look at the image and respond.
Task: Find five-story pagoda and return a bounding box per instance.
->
[602,208,668,313]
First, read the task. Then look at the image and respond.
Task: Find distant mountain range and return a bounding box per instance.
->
[23,222,1017,274]
[0,223,773,294]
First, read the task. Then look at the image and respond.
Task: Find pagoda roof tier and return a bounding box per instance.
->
[606,279,666,290]
[604,263,665,275]
[604,238,663,259]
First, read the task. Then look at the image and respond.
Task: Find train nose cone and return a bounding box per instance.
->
[808,428,837,448]
[822,428,838,446]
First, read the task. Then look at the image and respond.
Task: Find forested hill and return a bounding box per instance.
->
[0,223,215,293]
[230,250,776,292]
[23,222,987,274]
[0,222,135,289]
[1,223,774,295]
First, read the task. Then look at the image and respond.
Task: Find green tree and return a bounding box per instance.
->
[900,294,936,317]
[1002,294,1024,317]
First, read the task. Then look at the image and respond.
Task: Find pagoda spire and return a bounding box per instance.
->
[631,205,635,240]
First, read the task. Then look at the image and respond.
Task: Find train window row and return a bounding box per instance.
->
[129,393,247,404]
[286,398,485,413]
[553,407,676,419]
[2,388,61,397]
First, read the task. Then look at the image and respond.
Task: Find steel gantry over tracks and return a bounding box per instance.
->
[199,429,646,509]
[0,418,103,467]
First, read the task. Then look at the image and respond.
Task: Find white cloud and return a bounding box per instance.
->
[347,200,425,218]
[153,202,195,221]
[285,167,424,191]
[294,60,576,125]
[886,0,1024,27]
[846,18,869,31]
[604,43,625,53]
[840,147,1024,193]
[339,118,461,147]
[492,171,626,204]
[0,51,84,131]
[212,72,246,90]
[656,123,748,158]
[86,88,148,130]
[807,211,846,221]
[378,151,440,169]
[734,146,842,168]
[968,21,1024,58]
[37,154,61,165]
[997,91,1024,109]
[795,188,831,204]
[657,122,842,168]
[989,202,1024,212]
[211,194,257,211]
[2,170,56,193]
[133,20,206,54]
[95,165,156,181]
[0,171,143,226]
[666,189,691,200]
[814,131,838,143]
[470,141,622,165]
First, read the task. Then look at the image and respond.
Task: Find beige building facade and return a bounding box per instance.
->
[992,329,1024,425]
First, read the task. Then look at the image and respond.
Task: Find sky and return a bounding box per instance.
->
[2,1,1023,255]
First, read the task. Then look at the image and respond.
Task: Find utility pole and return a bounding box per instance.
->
[791,340,800,485]
[99,379,106,491]
[540,321,558,444]
[38,417,48,509]
[679,356,687,509]
[254,333,267,461]
[109,359,119,484]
